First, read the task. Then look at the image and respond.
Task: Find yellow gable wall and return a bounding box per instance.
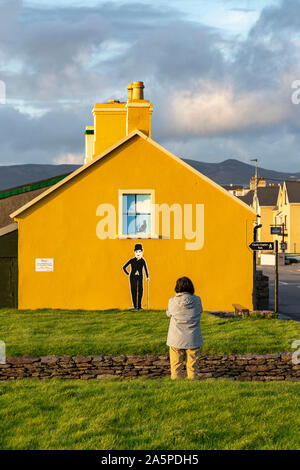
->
[258,206,274,242]
[272,185,291,252]
[289,205,300,253]
[16,136,255,311]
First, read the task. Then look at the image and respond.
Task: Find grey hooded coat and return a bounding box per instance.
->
[166,292,203,349]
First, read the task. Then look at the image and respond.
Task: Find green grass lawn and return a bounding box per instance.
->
[0,310,299,451]
[0,378,299,450]
[0,309,299,356]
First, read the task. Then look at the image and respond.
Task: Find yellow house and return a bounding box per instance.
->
[11,81,256,311]
[273,181,300,253]
[239,185,280,243]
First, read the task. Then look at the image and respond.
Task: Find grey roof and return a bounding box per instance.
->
[238,186,280,207]
[238,192,254,206]
[0,223,18,237]
[285,181,300,203]
[222,185,244,191]
[0,186,53,229]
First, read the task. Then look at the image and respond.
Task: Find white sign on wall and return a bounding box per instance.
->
[35,258,54,272]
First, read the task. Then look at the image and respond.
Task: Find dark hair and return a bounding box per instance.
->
[175,277,195,295]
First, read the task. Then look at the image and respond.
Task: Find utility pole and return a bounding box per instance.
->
[250,158,261,311]
[252,223,262,310]
[275,240,279,314]
[251,158,259,215]
[282,223,285,253]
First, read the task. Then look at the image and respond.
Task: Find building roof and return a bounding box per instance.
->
[258,186,280,206]
[238,192,254,206]
[11,130,256,219]
[0,223,18,237]
[0,173,70,200]
[222,185,244,191]
[0,174,70,229]
[238,186,280,207]
[285,181,300,203]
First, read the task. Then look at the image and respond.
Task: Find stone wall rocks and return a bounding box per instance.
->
[0,353,298,381]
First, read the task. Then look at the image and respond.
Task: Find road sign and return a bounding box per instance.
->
[271,226,282,235]
[280,242,287,251]
[249,241,274,251]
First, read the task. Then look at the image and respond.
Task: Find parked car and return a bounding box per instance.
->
[285,254,300,265]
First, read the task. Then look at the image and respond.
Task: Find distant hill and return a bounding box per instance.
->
[0,164,80,191]
[184,158,300,186]
[0,159,300,191]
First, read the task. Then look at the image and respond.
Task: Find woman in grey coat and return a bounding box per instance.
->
[166,277,203,379]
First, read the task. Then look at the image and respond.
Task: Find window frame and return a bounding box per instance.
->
[118,189,156,239]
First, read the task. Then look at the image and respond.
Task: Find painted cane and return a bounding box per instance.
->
[147,278,149,310]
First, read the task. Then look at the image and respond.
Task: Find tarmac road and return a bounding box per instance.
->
[261,264,300,322]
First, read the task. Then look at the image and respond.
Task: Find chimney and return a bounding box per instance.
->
[127,83,133,102]
[258,177,266,188]
[91,81,153,159]
[132,81,144,100]
[84,126,94,164]
[250,176,255,190]
[126,81,153,136]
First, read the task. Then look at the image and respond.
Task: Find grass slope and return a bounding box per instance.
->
[0,309,299,356]
[0,378,299,450]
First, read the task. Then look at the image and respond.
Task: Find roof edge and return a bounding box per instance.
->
[11,129,256,218]
[0,173,71,200]
[10,130,144,218]
[141,134,256,216]
[0,222,18,237]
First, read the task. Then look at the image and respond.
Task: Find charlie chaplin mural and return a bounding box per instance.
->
[122,243,149,310]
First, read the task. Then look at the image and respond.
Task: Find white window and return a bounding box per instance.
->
[119,190,155,238]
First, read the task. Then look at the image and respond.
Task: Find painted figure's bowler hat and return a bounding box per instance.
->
[134,243,143,251]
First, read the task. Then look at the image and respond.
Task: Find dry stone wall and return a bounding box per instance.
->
[0,353,299,381]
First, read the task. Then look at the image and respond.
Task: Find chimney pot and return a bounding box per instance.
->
[132,81,144,100]
[127,83,133,102]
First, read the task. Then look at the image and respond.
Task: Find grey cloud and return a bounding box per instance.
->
[0,0,300,171]
[0,0,21,42]
[250,0,300,37]
[230,8,256,13]
[231,1,300,92]
[116,21,225,86]
[0,1,182,101]
[0,104,88,163]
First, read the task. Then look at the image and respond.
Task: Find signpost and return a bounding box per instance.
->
[275,240,279,314]
[249,242,274,251]
[270,224,287,253]
[281,223,287,253]
[270,226,282,235]
[249,240,278,314]
[280,242,287,251]
[251,224,262,311]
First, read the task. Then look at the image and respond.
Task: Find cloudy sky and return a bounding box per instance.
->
[0,0,300,170]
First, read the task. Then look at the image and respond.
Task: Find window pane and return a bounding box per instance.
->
[136,194,151,214]
[123,194,136,214]
[136,214,151,235]
[123,214,136,235]
[122,193,152,235]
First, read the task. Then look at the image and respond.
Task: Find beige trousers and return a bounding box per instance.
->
[169,346,201,380]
